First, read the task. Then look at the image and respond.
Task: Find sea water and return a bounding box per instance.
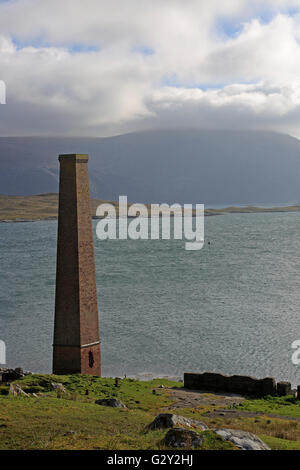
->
[0,212,300,386]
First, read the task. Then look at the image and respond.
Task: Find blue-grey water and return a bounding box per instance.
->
[0,213,300,386]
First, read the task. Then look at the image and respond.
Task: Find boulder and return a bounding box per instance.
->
[51,382,66,393]
[95,398,126,408]
[148,413,208,431]
[214,429,270,450]
[163,428,204,449]
[9,383,29,397]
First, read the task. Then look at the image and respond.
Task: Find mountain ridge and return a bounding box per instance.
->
[1,129,300,205]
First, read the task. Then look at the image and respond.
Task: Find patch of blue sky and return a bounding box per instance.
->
[160,75,224,90]
[284,7,300,17]
[67,44,100,54]
[214,14,273,40]
[131,45,155,56]
[215,6,300,41]
[214,17,244,40]
[256,9,275,25]
[160,75,258,91]
[11,35,100,53]
[254,6,300,23]
[11,35,51,50]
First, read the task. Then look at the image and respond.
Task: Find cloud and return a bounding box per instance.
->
[145,82,300,132]
[1,1,300,136]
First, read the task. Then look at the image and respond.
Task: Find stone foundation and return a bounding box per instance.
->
[277,381,292,397]
[184,372,278,397]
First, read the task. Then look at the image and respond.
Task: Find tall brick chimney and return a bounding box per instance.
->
[53,154,101,376]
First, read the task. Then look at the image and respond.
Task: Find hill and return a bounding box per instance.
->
[1,130,300,205]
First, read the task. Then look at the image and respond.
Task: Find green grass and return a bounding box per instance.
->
[237,395,300,419]
[8,374,182,412]
[201,431,236,450]
[0,396,163,450]
[261,434,300,450]
[1,374,300,450]
[0,375,178,450]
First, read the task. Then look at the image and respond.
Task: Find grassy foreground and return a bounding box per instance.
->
[1,374,300,450]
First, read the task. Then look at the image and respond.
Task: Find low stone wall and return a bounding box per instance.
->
[277,381,292,397]
[0,368,26,383]
[184,372,278,397]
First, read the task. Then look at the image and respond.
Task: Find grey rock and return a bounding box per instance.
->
[163,428,204,449]
[9,383,29,397]
[95,398,126,408]
[214,429,270,450]
[148,413,208,431]
[51,382,66,393]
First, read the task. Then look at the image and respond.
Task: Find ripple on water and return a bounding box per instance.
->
[0,213,300,386]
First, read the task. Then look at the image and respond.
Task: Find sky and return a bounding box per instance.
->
[1,0,300,137]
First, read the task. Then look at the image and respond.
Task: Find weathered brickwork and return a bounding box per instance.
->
[53,154,101,376]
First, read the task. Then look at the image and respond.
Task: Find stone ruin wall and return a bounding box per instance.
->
[184,372,292,397]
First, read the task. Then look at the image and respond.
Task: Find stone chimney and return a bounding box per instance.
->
[53,154,101,376]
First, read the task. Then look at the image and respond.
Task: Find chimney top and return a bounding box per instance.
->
[58,154,89,162]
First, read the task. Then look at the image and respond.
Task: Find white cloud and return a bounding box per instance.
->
[1,1,300,136]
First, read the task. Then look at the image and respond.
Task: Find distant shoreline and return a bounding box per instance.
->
[1,193,300,222]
